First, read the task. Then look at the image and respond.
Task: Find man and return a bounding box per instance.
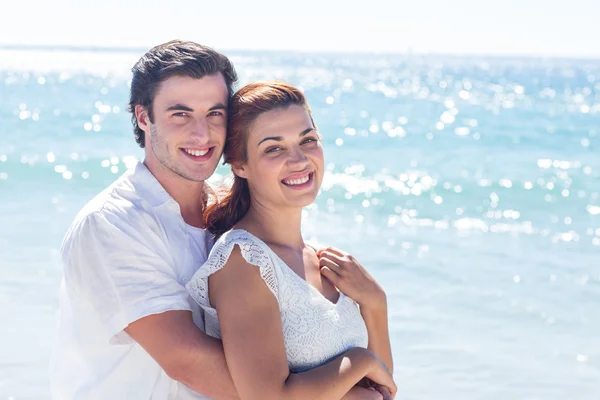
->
[51,40,239,400]
[50,40,386,400]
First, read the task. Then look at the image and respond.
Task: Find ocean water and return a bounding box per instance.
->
[1,47,599,399]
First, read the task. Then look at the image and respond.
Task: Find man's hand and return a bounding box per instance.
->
[317,247,387,311]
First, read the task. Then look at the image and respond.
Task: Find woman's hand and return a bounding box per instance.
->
[356,378,394,400]
[318,247,387,311]
[342,385,386,400]
[363,351,397,398]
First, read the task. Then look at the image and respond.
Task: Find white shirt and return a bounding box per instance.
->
[50,162,211,400]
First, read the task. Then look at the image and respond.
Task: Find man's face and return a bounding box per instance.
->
[139,74,229,183]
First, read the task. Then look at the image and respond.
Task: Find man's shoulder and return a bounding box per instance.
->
[65,170,160,243]
[80,172,149,221]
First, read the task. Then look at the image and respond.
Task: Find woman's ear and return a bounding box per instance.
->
[232,163,248,179]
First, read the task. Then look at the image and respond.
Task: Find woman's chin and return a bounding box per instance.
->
[283,193,318,209]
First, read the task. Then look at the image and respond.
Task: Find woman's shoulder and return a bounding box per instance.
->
[187,229,277,306]
[197,228,281,301]
[207,228,275,271]
[213,228,264,251]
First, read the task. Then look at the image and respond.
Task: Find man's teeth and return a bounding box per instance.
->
[283,174,310,185]
[184,149,209,156]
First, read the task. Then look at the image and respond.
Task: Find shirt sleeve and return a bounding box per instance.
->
[61,209,192,345]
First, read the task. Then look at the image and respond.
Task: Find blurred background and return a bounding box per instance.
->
[1,1,599,399]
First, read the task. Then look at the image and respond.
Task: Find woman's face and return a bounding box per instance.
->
[234,104,324,210]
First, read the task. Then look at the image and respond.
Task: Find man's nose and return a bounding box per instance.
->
[190,118,210,142]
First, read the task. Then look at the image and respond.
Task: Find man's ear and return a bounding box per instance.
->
[232,163,248,179]
[135,105,150,132]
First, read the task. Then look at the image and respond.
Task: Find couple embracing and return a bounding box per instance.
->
[51,40,396,400]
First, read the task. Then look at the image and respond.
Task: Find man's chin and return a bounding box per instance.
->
[171,157,218,180]
[178,171,214,183]
[156,162,209,184]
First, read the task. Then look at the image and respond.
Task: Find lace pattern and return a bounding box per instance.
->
[186,229,369,372]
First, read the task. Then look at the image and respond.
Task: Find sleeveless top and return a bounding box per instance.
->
[186,229,369,373]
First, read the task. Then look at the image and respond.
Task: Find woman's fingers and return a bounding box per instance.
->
[319,251,343,264]
[320,246,346,258]
[319,266,341,285]
[319,256,344,274]
[343,386,384,400]
[373,385,393,400]
[365,388,384,400]
[320,249,361,270]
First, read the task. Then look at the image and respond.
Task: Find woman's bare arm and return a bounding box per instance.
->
[209,245,396,400]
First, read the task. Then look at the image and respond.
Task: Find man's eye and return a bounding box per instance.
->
[208,111,224,117]
[172,112,188,117]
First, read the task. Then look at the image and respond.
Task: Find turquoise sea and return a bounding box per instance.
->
[0,47,599,399]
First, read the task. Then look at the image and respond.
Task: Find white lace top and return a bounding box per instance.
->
[186,229,369,373]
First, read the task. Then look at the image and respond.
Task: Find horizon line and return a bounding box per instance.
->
[1,43,600,62]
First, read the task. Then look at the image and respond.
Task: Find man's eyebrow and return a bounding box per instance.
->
[208,103,227,111]
[165,103,227,113]
[165,103,193,112]
[258,127,315,146]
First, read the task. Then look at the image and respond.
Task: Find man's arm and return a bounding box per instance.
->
[63,211,239,399]
[124,310,239,400]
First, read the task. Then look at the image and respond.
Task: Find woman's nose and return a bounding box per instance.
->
[287,146,309,166]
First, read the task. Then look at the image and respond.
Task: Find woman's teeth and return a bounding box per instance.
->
[283,174,310,185]
[184,149,209,156]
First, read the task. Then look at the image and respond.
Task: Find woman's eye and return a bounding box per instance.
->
[301,137,318,144]
[265,147,282,153]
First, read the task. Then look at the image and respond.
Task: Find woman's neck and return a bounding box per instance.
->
[239,200,304,252]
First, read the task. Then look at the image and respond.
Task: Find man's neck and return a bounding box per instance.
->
[143,159,206,228]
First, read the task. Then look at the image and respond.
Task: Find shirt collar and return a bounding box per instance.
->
[127,161,177,209]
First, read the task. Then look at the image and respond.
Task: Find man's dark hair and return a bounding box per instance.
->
[128,40,238,148]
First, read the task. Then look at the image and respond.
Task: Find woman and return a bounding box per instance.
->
[186,81,395,399]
